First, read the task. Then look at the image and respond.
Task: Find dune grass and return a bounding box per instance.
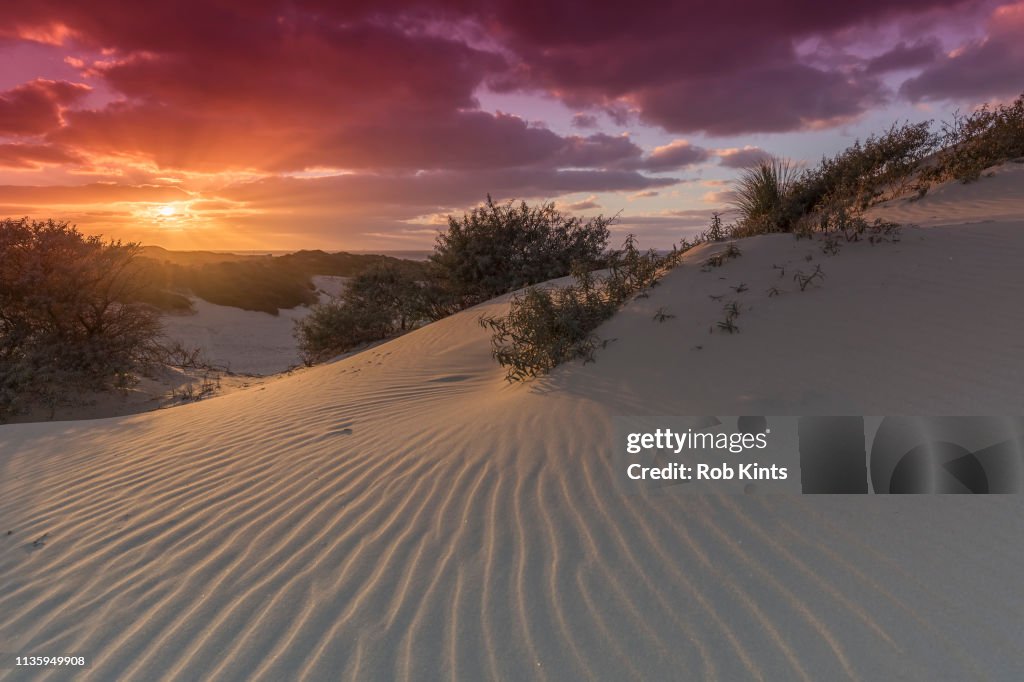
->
[729,157,800,237]
[726,92,1023,239]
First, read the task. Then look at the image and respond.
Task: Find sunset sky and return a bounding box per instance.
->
[1,0,1022,251]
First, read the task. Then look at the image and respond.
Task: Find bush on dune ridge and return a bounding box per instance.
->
[728,92,1023,239]
[298,196,616,363]
[300,94,1023,374]
[923,94,1024,184]
[429,195,613,309]
[479,235,688,382]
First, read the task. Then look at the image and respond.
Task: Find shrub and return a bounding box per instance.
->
[924,93,1024,184]
[603,234,664,301]
[729,122,937,238]
[0,218,163,418]
[479,235,674,382]
[295,263,428,364]
[479,283,616,381]
[430,196,612,308]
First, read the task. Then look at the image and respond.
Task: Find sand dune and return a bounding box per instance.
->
[2,171,1024,679]
[159,276,348,376]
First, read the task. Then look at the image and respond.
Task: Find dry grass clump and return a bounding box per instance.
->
[730,158,800,235]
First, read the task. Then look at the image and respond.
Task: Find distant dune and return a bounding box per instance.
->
[160,275,348,375]
[1,164,1023,679]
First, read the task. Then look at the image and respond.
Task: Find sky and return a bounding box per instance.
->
[0,0,1021,251]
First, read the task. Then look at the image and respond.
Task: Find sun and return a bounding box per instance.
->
[158,205,176,217]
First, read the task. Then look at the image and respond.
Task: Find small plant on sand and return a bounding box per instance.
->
[700,212,728,242]
[866,220,902,245]
[653,307,675,323]
[730,282,748,293]
[715,301,741,334]
[793,265,826,292]
[767,286,783,298]
[160,340,212,370]
[821,234,842,256]
[716,318,739,334]
[173,373,220,402]
[702,242,742,271]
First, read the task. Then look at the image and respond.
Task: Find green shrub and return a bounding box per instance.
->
[430,196,612,308]
[295,263,428,364]
[479,235,674,382]
[479,283,616,381]
[0,218,163,419]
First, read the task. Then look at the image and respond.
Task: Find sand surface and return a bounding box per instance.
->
[159,275,347,376]
[1,166,1023,679]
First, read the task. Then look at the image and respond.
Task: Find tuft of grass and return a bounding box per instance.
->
[730,157,800,234]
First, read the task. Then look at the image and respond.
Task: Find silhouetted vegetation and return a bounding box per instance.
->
[726,93,1023,238]
[135,248,428,315]
[730,157,800,235]
[295,263,430,364]
[279,94,1024,369]
[298,197,620,366]
[0,219,164,419]
[176,260,318,314]
[429,195,612,309]
[921,93,1024,185]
